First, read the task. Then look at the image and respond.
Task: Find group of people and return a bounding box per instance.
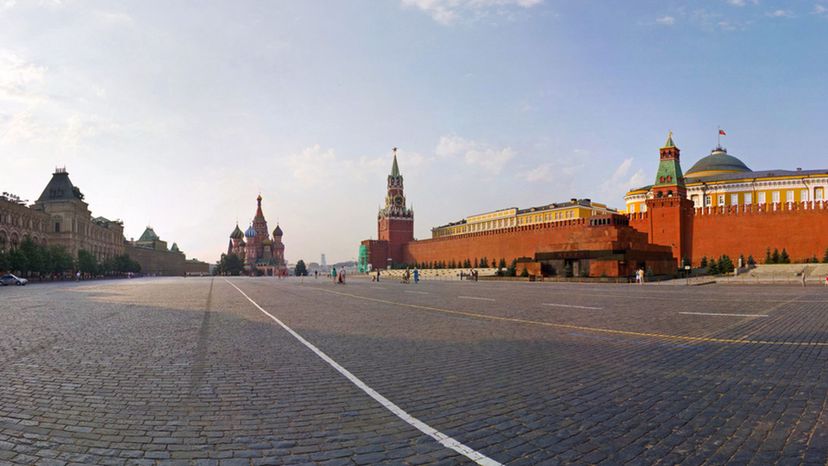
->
[459,269,479,281]
[401,267,419,284]
[634,268,646,285]
[331,266,346,284]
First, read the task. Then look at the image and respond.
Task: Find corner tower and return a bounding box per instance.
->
[645,132,694,267]
[378,147,414,265]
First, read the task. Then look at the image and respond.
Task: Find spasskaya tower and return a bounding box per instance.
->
[378,147,414,265]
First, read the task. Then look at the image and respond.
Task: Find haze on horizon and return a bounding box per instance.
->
[1,0,826,265]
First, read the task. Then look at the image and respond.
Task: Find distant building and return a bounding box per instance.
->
[226,195,287,276]
[126,226,209,276]
[33,168,124,262]
[0,192,49,253]
[431,199,616,239]
[320,253,327,268]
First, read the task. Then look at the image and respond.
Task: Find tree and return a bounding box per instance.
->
[707,258,719,275]
[771,248,780,264]
[823,248,828,263]
[520,266,529,277]
[219,253,244,275]
[765,248,772,264]
[9,247,28,274]
[507,258,517,277]
[747,255,756,266]
[719,255,734,274]
[812,255,819,264]
[780,248,790,264]
[739,254,745,268]
[0,249,9,272]
[498,258,506,269]
[700,256,708,268]
[480,257,489,268]
[463,259,471,268]
[77,250,98,275]
[294,260,308,276]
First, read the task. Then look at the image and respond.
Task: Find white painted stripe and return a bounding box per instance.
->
[404,290,430,295]
[542,303,603,310]
[458,296,495,302]
[225,280,501,466]
[679,312,768,318]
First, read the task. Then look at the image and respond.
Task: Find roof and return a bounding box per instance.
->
[684,168,828,184]
[244,225,256,238]
[685,148,751,177]
[273,224,283,236]
[37,169,82,202]
[170,243,180,252]
[391,152,400,177]
[230,224,244,239]
[662,131,675,149]
[138,227,160,242]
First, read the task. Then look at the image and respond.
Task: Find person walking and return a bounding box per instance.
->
[339,267,346,284]
[331,266,337,284]
[802,271,806,287]
[376,269,380,282]
[413,267,419,284]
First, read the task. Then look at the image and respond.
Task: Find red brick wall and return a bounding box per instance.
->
[379,217,413,264]
[630,201,828,265]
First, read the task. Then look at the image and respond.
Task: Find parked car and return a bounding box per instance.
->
[0,274,28,286]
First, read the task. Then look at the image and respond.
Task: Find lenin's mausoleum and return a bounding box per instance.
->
[360,134,828,277]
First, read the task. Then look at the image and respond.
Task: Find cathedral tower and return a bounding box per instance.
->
[378,147,414,265]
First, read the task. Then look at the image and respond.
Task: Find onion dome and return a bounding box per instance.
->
[238,239,246,247]
[685,147,751,178]
[273,224,283,237]
[244,225,256,238]
[230,224,244,239]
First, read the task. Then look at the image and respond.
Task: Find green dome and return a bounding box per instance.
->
[685,147,751,178]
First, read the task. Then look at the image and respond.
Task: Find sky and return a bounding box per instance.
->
[1,0,827,264]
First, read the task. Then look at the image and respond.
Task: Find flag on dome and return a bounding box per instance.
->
[719,129,726,136]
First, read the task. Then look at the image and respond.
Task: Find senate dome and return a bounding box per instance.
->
[685,147,751,179]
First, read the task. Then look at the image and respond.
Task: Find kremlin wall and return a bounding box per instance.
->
[360,135,828,278]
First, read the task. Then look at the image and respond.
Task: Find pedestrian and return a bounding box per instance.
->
[338,268,346,284]
[331,266,337,284]
[639,268,645,285]
[825,276,828,287]
[802,272,806,287]
[314,270,318,279]
[76,271,80,281]
[413,267,419,284]
[376,269,380,282]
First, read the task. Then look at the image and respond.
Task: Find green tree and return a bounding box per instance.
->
[220,253,244,275]
[780,248,790,264]
[507,258,517,277]
[719,255,734,274]
[812,255,819,264]
[463,258,471,268]
[19,237,45,276]
[294,259,308,276]
[480,257,489,268]
[498,258,506,269]
[520,266,529,277]
[77,250,98,275]
[700,256,708,268]
[823,248,828,263]
[771,248,780,264]
[0,249,9,272]
[747,255,756,266]
[765,248,772,264]
[9,247,28,274]
[707,258,719,275]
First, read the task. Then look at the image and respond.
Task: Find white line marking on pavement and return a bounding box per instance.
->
[542,303,603,310]
[458,296,495,301]
[225,280,501,466]
[679,312,768,318]
[404,290,430,295]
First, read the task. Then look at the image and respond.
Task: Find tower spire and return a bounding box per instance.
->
[391,147,400,177]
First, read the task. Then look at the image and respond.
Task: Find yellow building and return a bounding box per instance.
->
[432,199,616,238]
[625,145,828,213]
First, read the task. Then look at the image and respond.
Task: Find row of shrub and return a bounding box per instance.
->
[0,237,141,277]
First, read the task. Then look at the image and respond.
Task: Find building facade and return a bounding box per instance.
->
[226,195,287,276]
[33,168,125,262]
[126,226,209,276]
[431,199,616,239]
[625,139,828,214]
[359,134,828,277]
[0,193,50,253]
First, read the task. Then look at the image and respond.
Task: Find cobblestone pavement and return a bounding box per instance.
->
[1,277,828,465]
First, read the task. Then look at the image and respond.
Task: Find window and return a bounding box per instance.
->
[786,190,794,203]
[758,192,766,204]
[717,194,725,206]
[629,204,636,213]
[817,187,825,201]
[54,222,60,233]
[691,195,699,206]
[705,195,712,206]
[801,189,809,202]
[772,191,780,203]
[730,193,739,205]
[744,193,753,205]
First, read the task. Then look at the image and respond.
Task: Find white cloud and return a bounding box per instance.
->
[0,110,42,144]
[436,135,515,174]
[401,0,542,25]
[93,10,133,27]
[520,150,584,184]
[727,0,758,6]
[815,4,828,15]
[656,15,675,25]
[767,9,794,17]
[0,50,48,104]
[600,158,646,202]
[60,114,120,150]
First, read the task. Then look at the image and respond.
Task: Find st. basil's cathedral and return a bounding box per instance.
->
[227,195,287,276]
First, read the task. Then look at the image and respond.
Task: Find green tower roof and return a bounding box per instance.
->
[391,150,400,177]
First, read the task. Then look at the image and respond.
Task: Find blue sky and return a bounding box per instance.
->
[1,0,826,263]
